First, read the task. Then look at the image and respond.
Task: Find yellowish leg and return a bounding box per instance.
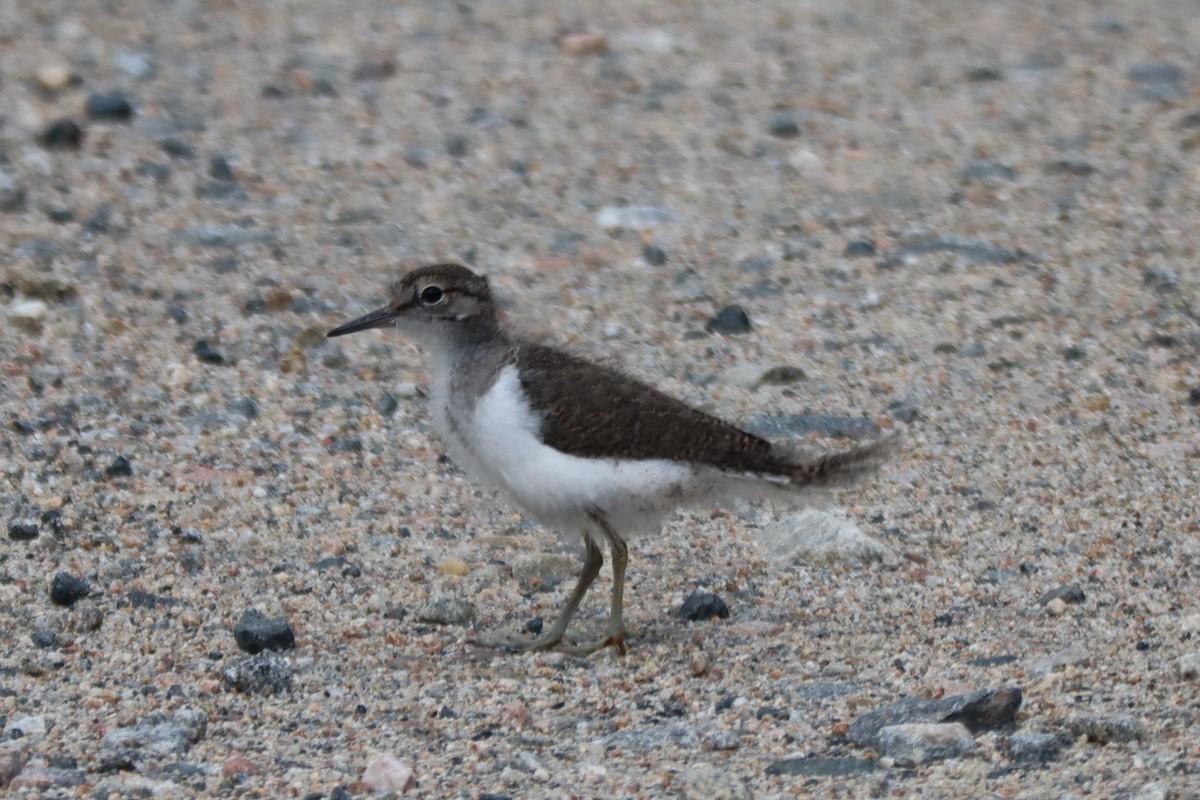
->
[559,512,629,656]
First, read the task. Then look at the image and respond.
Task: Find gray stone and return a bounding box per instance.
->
[1037,584,1085,606]
[849,687,1022,747]
[677,763,753,800]
[602,723,701,751]
[415,594,476,626]
[765,756,877,777]
[222,651,293,695]
[101,708,206,756]
[1068,714,1144,744]
[233,608,295,654]
[1005,730,1069,763]
[878,722,976,766]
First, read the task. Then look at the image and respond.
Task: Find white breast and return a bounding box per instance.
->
[464,366,695,532]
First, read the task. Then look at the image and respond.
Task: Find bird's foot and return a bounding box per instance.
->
[555,630,627,657]
[468,629,626,656]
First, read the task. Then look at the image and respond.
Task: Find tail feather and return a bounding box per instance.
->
[786,435,899,488]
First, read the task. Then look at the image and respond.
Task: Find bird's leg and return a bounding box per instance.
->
[470,533,603,652]
[558,511,629,656]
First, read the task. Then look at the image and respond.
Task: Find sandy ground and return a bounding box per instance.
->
[2,1,1200,797]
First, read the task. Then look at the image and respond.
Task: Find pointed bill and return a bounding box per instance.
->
[327,305,397,337]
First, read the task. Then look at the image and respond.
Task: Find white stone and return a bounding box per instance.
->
[1177,652,1200,679]
[757,508,898,566]
[9,299,48,322]
[360,753,415,793]
[877,722,976,766]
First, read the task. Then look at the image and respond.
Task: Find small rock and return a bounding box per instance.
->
[7,521,38,541]
[641,244,667,265]
[559,31,608,56]
[101,708,206,756]
[31,629,57,649]
[595,204,679,232]
[758,509,897,566]
[68,601,104,633]
[602,723,702,750]
[877,722,976,766]
[705,305,752,335]
[1044,597,1068,616]
[106,455,133,479]
[5,715,48,741]
[86,91,135,121]
[1005,730,1069,763]
[1037,584,1085,606]
[677,762,753,800]
[193,339,227,365]
[843,240,876,257]
[765,756,877,777]
[1177,652,1200,679]
[0,172,27,212]
[849,687,1022,748]
[1127,62,1189,103]
[353,57,397,81]
[677,591,730,622]
[415,594,475,626]
[445,134,469,158]
[757,365,805,386]
[222,756,259,778]
[361,753,416,793]
[1068,714,1144,744]
[766,111,803,138]
[222,651,293,695]
[233,608,295,654]
[38,119,84,150]
[113,51,154,79]
[9,766,86,789]
[9,299,48,333]
[34,62,73,91]
[228,397,258,419]
[50,572,90,606]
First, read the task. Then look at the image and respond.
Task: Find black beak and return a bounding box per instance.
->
[327,305,397,338]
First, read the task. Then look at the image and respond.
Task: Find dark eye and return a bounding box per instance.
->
[418,285,444,306]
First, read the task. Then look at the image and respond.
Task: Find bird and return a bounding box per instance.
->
[327,262,895,655]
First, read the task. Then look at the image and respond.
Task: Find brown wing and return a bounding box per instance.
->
[515,343,783,472]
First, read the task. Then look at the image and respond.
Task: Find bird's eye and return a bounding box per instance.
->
[418,285,444,306]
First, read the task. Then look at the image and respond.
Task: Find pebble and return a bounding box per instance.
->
[436,557,470,576]
[5,715,47,740]
[101,708,207,756]
[86,91,135,121]
[1037,584,1086,605]
[0,172,27,212]
[705,305,752,335]
[595,204,679,232]
[361,753,416,793]
[50,572,90,606]
[641,243,667,265]
[843,240,877,257]
[34,62,73,91]
[558,31,608,56]
[764,756,877,777]
[193,339,227,365]
[849,687,1022,748]
[7,521,38,541]
[113,51,154,79]
[677,591,731,621]
[9,766,86,789]
[68,601,104,633]
[106,455,134,479]
[222,756,259,778]
[222,651,293,695]
[1068,714,1144,744]
[1127,62,1189,102]
[877,723,976,766]
[756,509,897,566]
[1005,731,1069,763]
[30,629,57,648]
[233,608,296,654]
[1177,652,1200,679]
[37,119,84,149]
[8,300,48,333]
[1044,597,1068,616]
[415,594,476,626]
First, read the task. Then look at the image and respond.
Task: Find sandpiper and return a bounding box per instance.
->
[328,263,894,655]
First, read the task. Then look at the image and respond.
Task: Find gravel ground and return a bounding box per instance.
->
[3,1,1200,797]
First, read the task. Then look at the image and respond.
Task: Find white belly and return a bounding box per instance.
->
[458,366,695,532]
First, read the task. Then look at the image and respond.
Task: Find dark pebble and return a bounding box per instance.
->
[843,240,876,257]
[136,162,172,183]
[766,111,802,138]
[445,133,469,158]
[119,590,176,609]
[642,244,667,265]
[378,392,399,416]
[524,617,544,635]
[193,339,226,365]
[39,119,84,149]
[47,207,75,223]
[1063,346,1086,361]
[766,757,877,777]
[677,591,730,622]
[86,91,135,121]
[211,256,238,274]
[968,654,1018,668]
[965,65,1005,82]
[705,305,752,335]
[327,437,363,455]
[8,521,39,541]
[105,455,133,479]
[32,629,58,649]
[757,366,805,386]
[1045,159,1097,177]
[311,555,360,578]
[84,205,111,233]
[848,687,1022,747]
[933,612,954,627]
[887,400,920,423]
[233,608,296,654]
[354,58,397,81]
[1037,584,1085,606]
[208,156,236,182]
[160,138,195,159]
[1005,731,1070,763]
[1189,387,1200,405]
[50,572,91,606]
[228,397,258,419]
[166,304,188,324]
